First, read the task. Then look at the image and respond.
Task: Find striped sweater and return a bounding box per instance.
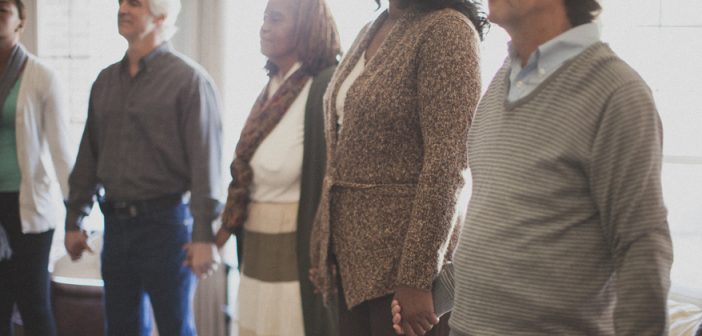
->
[450,43,673,335]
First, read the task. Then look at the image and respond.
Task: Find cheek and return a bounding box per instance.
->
[277,23,296,49]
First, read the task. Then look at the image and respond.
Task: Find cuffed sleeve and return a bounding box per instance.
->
[181,72,224,242]
[65,88,101,232]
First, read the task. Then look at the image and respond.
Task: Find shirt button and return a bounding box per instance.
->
[516,81,524,88]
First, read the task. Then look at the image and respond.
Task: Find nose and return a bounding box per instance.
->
[260,20,271,34]
[118,1,129,14]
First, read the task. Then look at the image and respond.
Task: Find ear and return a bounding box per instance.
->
[15,19,26,33]
[153,14,166,27]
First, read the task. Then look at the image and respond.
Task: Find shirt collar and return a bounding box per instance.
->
[120,42,173,73]
[508,23,601,80]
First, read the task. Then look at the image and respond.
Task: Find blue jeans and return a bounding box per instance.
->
[101,203,196,336]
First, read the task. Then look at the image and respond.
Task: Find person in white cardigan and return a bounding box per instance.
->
[0,1,74,335]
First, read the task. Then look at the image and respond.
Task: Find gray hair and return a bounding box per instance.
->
[148,0,181,40]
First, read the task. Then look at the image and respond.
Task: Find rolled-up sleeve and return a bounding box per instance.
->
[180,72,224,242]
[65,86,101,232]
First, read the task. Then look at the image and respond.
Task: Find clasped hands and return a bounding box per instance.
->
[65,230,221,279]
[391,286,439,336]
[182,241,221,279]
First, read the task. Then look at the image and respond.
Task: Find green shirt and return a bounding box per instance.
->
[0,77,22,192]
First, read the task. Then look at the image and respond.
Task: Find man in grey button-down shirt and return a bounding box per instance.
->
[64,0,222,334]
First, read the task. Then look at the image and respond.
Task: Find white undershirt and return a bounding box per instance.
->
[335,53,366,128]
[249,63,311,202]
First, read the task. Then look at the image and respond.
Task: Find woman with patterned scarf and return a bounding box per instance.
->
[214,0,341,335]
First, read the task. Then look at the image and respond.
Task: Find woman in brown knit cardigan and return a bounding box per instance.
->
[310,0,487,335]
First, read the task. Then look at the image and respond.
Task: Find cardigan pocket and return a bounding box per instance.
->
[330,185,415,254]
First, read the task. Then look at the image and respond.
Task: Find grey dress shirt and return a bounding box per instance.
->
[66,43,223,242]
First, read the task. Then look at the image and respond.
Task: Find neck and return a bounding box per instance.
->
[271,55,299,79]
[125,33,165,76]
[387,0,408,21]
[506,8,571,67]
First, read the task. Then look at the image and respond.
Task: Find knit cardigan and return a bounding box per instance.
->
[310,7,481,308]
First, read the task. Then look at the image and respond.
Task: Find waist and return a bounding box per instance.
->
[99,193,184,218]
[329,179,416,196]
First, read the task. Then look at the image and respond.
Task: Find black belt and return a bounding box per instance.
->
[99,194,183,218]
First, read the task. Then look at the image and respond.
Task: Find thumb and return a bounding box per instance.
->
[83,241,94,254]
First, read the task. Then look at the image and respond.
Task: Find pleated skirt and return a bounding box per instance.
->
[237,202,305,336]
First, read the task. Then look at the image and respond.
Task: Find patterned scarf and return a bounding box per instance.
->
[221,68,311,232]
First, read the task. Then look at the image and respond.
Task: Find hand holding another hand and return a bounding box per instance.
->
[64,230,93,261]
[183,242,221,279]
[392,286,439,336]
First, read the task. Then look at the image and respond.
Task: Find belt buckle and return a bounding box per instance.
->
[128,205,138,217]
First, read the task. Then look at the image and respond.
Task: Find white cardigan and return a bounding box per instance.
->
[14,55,74,233]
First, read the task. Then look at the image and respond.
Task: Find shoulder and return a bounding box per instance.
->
[578,44,648,90]
[411,8,479,56]
[416,8,476,38]
[23,56,59,86]
[92,60,122,90]
[161,50,216,85]
[569,44,657,121]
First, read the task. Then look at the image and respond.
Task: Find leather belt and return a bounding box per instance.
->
[99,193,183,218]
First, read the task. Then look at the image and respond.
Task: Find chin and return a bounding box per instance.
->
[260,47,273,60]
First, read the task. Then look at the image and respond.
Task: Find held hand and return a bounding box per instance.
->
[64,230,93,261]
[393,286,439,336]
[214,227,231,249]
[183,242,221,279]
[391,299,405,335]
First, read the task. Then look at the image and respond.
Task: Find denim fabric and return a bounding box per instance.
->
[101,202,196,336]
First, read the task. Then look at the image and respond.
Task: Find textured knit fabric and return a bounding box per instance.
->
[334,53,364,127]
[450,43,673,336]
[0,78,22,191]
[310,7,481,309]
[66,42,222,242]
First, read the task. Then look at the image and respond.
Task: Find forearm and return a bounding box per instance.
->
[190,197,222,243]
[590,81,673,335]
[397,16,479,289]
[185,76,223,243]
[613,231,672,335]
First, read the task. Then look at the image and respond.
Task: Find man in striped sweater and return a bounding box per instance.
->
[392,1,673,335]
